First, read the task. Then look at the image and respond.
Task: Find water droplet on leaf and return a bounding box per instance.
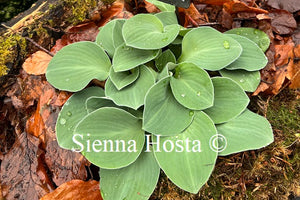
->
[181,94,185,97]
[240,79,245,83]
[67,111,72,116]
[223,41,230,49]
[189,111,194,116]
[65,78,70,82]
[197,92,201,96]
[162,37,168,42]
[60,118,66,125]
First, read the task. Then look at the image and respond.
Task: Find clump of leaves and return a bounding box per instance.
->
[46,1,274,199]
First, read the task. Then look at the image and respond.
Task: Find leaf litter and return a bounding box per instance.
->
[0,0,300,199]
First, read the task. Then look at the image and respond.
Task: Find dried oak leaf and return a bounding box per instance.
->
[269,10,297,35]
[144,0,160,13]
[23,80,87,186]
[178,3,208,27]
[254,43,300,94]
[51,22,100,54]
[6,70,44,109]
[223,0,268,14]
[194,0,231,6]
[0,132,54,200]
[288,45,300,89]
[98,1,125,26]
[267,0,300,13]
[40,180,102,200]
[22,51,52,75]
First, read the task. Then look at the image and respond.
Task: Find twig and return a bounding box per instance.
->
[24,37,54,57]
[1,23,54,57]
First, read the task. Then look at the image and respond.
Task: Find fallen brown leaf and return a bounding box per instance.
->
[223,0,268,14]
[269,10,297,35]
[267,0,300,13]
[51,22,100,54]
[1,132,54,200]
[178,3,208,27]
[194,0,230,6]
[144,0,160,13]
[98,0,125,26]
[288,45,300,89]
[40,180,102,200]
[22,51,52,75]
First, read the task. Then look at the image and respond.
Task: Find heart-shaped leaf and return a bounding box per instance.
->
[74,107,145,169]
[178,27,242,71]
[100,150,160,200]
[85,96,143,119]
[155,49,176,71]
[219,69,261,92]
[155,11,178,26]
[217,109,274,156]
[157,64,170,81]
[204,77,249,124]
[224,34,268,71]
[105,65,156,110]
[225,27,270,52]
[112,19,126,48]
[122,14,180,50]
[143,77,194,136]
[109,67,140,90]
[56,87,105,150]
[113,44,160,72]
[170,62,214,110]
[85,96,116,114]
[153,111,217,193]
[96,20,116,57]
[46,41,111,92]
[145,0,175,11]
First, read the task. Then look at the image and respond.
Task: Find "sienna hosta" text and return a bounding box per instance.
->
[72,134,202,153]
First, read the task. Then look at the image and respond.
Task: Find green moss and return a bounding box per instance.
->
[0,33,26,77]
[266,89,300,146]
[63,0,98,24]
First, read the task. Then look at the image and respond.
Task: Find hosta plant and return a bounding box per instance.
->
[46,1,273,199]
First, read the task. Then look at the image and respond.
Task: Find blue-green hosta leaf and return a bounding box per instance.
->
[100,150,160,200]
[170,62,214,110]
[85,96,143,119]
[113,43,160,72]
[153,111,217,193]
[85,96,115,113]
[122,14,180,50]
[105,65,156,110]
[145,0,175,12]
[157,64,170,81]
[112,19,126,48]
[143,77,194,136]
[219,69,261,92]
[155,11,178,26]
[217,109,273,156]
[74,107,145,169]
[56,87,105,150]
[224,34,268,71]
[178,27,242,71]
[204,77,249,124]
[109,67,140,90]
[225,27,270,52]
[46,41,111,92]
[96,20,116,57]
[155,49,176,71]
